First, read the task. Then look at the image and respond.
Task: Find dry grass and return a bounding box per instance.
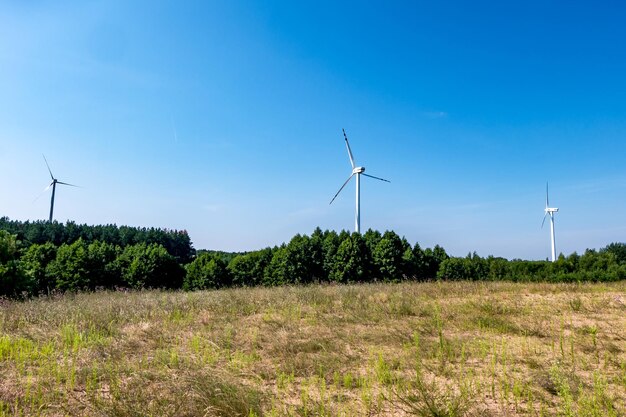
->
[1,281,625,416]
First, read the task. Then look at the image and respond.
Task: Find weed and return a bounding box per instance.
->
[392,366,474,416]
[569,297,583,312]
[549,362,576,417]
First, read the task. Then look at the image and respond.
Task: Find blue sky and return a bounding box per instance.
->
[1,1,625,259]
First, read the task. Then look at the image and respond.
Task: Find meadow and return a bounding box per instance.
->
[1,281,625,416]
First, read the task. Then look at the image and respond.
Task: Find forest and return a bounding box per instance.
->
[1,217,625,298]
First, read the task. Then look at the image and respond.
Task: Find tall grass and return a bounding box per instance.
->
[0,281,624,416]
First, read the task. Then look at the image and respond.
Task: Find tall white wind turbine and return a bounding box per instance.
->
[542,182,559,262]
[41,155,79,222]
[329,129,390,233]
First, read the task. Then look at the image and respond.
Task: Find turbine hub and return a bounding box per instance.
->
[353,166,365,174]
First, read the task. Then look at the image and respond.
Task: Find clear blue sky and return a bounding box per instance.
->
[1,1,625,259]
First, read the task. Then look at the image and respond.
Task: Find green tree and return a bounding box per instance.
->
[20,242,57,294]
[437,252,487,281]
[363,229,382,254]
[184,252,230,290]
[468,252,488,280]
[0,231,31,297]
[437,257,468,281]
[402,246,417,279]
[309,227,325,281]
[410,243,428,279]
[0,217,195,262]
[228,253,256,287]
[424,244,448,278]
[116,243,184,289]
[330,233,372,283]
[264,235,316,285]
[322,230,341,279]
[487,256,510,281]
[265,245,289,286]
[46,239,90,291]
[372,231,409,281]
[284,234,314,284]
[227,248,273,287]
[85,241,121,288]
[602,242,626,265]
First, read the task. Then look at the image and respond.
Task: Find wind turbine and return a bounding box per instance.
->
[542,182,559,262]
[329,129,390,233]
[41,155,79,222]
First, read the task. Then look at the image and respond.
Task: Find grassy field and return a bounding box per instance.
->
[1,281,625,416]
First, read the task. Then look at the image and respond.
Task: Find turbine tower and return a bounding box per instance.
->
[42,155,78,222]
[542,182,559,262]
[329,129,390,233]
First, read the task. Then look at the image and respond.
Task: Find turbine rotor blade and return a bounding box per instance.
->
[546,182,549,208]
[342,128,356,169]
[362,173,390,183]
[42,154,54,180]
[33,183,53,203]
[329,173,355,205]
[541,212,547,229]
[56,181,79,187]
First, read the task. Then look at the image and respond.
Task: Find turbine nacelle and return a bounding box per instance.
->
[352,166,365,174]
[545,207,559,214]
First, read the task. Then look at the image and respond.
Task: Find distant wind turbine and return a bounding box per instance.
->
[542,182,559,262]
[41,155,79,222]
[329,129,390,233]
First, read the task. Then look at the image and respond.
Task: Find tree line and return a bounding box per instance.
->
[437,245,626,283]
[0,217,194,263]
[0,218,624,298]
